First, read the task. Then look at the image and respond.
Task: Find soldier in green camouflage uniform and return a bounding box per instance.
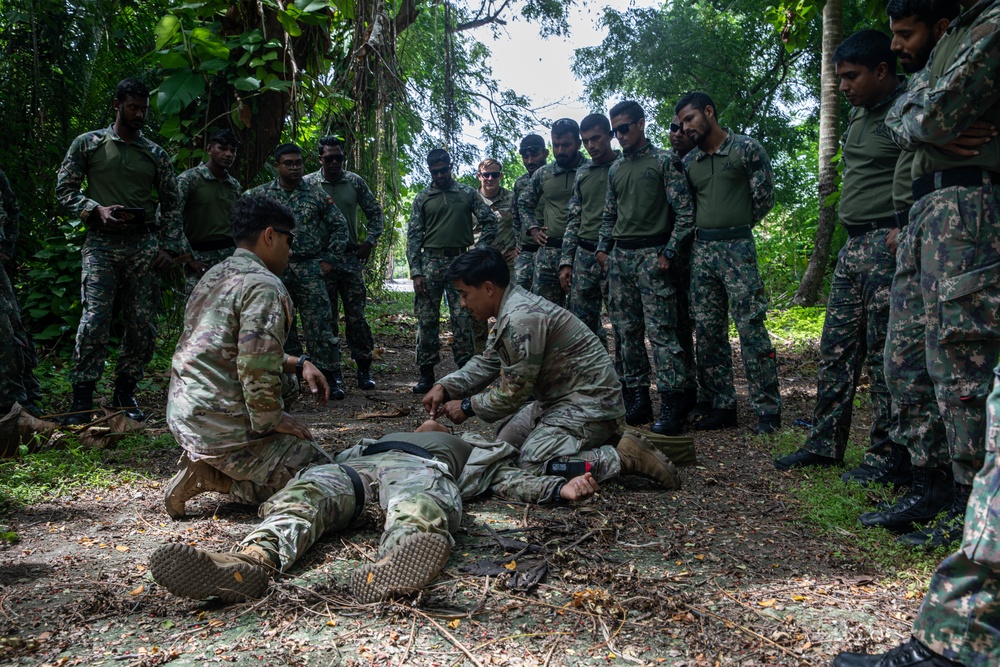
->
[597,101,695,436]
[55,78,187,424]
[305,136,384,391]
[676,91,781,436]
[249,144,350,399]
[518,119,588,307]
[559,114,620,360]
[512,135,549,291]
[0,168,42,415]
[858,0,1000,550]
[775,32,912,480]
[163,195,330,520]
[177,129,241,295]
[406,149,498,393]
[472,158,517,353]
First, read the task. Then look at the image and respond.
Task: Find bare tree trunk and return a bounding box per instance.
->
[792,0,842,306]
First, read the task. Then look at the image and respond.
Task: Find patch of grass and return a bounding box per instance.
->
[368,291,417,337]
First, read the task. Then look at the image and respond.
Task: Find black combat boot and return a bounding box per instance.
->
[898,482,972,549]
[356,359,377,390]
[774,448,841,471]
[859,466,953,532]
[412,364,435,394]
[650,392,683,436]
[753,413,781,436]
[694,407,738,431]
[841,443,913,488]
[625,387,653,426]
[322,368,346,400]
[833,638,965,667]
[63,381,96,426]
[686,400,712,424]
[680,387,699,419]
[111,377,145,421]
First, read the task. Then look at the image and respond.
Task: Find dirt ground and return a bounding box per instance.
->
[0,309,925,667]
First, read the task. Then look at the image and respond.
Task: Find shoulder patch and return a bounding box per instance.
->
[494,337,512,366]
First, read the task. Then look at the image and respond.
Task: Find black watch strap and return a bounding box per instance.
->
[461,397,475,418]
[296,355,310,377]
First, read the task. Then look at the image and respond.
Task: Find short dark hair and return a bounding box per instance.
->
[608,100,644,123]
[519,134,546,152]
[427,148,451,166]
[273,143,302,161]
[115,78,149,102]
[551,118,580,139]
[231,194,296,245]
[318,135,344,153]
[445,247,510,288]
[674,92,716,116]
[208,128,240,149]
[834,30,895,69]
[886,0,960,24]
[580,114,611,134]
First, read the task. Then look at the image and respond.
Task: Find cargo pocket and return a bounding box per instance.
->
[938,260,1000,344]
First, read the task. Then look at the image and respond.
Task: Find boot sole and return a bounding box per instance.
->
[163,471,189,520]
[150,543,270,603]
[351,533,450,604]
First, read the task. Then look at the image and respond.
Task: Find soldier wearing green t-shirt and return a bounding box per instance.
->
[511,135,549,291]
[676,91,780,436]
[177,128,242,295]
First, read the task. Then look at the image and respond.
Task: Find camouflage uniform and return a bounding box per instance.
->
[304,169,383,363]
[684,130,781,418]
[0,169,41,411]
[511,172,540,291]
[802,83,910,463]
[177,163,240,295]
[436,285,625,475]
[166,249,324,505]
[55,126,186,385]
[473,186,517,352]
[884,0,1000,488]
[406,181,497,369]
[598,143,694,393]
[248,179,349,373]
[518,154,588,307]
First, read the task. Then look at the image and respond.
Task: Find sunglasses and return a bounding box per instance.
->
[669,123,683,133]
[278,159,303,168]
[430,166,451,176]
[273,228,295,243]
[322,154,345,163]
[612,121,638,136]
[479,171,501,180]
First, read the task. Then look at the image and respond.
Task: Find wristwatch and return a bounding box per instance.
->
[662,249,676,260]
[296,355,311,378]
[461,397,475,418]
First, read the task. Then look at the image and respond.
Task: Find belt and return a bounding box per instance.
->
[844,216,901,238]
[363,440,436,461]
[288,254,318,262]
[89,225,154,238]
[912,167,1000,201]
[520,243,539,254]
[895,207,910,227]
[423,247,467,257]
[543,236,563,248]
[339,464,367,522]
[695,226,752,241]
[190,237,235,251]
[577,239,598,253]
[615,233,671,250]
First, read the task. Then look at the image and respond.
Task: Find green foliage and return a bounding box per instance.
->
[18,222,84,346]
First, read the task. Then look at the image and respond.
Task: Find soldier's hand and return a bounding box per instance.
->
[441,399,468,424]
[596,251,608,271]
[274,411,314,441]
[503,248,519,263]
[560,472,600,502]
[528,226,549,246]
[886,228,900,254]
[0,252,9,263]
[151,250,174,271]
[96,205,126,225]
[187,259,210,276]
[357,242,374,262]
[422,383,447,417]
[559,266,573,292]
[301,361,330,406]
[412,275,428,297]
[319,261,334,276]
[939,120,997,157]
[657,255,671,272]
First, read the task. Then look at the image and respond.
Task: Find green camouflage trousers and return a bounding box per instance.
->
[606,246,686,392]
[804,229,897,463]
[911,362,1000,666]
[71,233,160,384]
[885,219,947,472]
[184,247,235,296]
[415,253,476,368]
[241,449,460,572]
[281,259,341,373]
[0,264,40,411]
[457,437,576,504]
[495,401,621,476]
[514,248,536,291]
[567,247,619,368]
[531,245,566,307]
[324,253,375,362]
[673,250,697,395]
[690,237,781,417]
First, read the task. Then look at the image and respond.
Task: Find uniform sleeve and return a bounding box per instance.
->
[597,162,619,254]
[236,280,292,434]
[0,171,18,258]
[352,174,385,245]
[323,198,350,262]
[745,139,776,224]
[472,189,499,248]
[406,192,426,278]
[437,345,503,402]
[469,317,544,422]
[55,134,100,220]
[174,170,196,255]
[510,179,524,246]
[885,17,1000,146]
[517,170,544,232]
[561,170,584,267]
[663,153,694,257]
[152,148,187,256]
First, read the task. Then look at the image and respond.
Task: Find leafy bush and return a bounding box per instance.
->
[19,221,83,349]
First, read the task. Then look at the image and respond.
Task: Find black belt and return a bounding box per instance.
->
[89,225,154,238]
[895,207,910,227]
[912,167,1000,201]
[520,243,539,253]
[543,236,563,248]
[288,254,318,262]
[615,233,671,250]
[423,247,466,257]
[363,440,436,462]
[190,237,235,251]
[577,239,598,253]
[844,216,901,238]
[340,464,366,522]
[695,226,752,241]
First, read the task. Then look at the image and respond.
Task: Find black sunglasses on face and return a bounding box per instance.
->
[479,171,502,179]
[279,160,303,168]
[669,123,682,133]
[322,154,345,163]
[612,121,637,136]
[273,228,295,243]
[430,166,451,176]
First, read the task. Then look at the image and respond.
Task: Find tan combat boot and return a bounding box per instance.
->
[149,542,275,603]
[350,532,450,604]
[164,453,232,519]
[616,431,682,490]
